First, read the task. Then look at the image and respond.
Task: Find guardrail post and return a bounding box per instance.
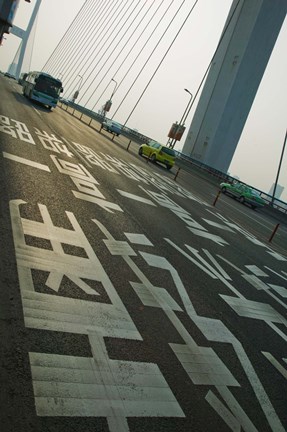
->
[268,223,280,243]
[213,190,221,206]
[173,167,181,181]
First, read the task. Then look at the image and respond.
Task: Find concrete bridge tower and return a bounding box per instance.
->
[7,0,41,79]
[182,0,287,173]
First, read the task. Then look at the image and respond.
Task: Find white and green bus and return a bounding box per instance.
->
[22,71,63,109]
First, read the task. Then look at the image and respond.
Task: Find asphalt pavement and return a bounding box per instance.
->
[0,75,286,432]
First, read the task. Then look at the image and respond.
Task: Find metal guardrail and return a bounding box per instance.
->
[174,150,287,214]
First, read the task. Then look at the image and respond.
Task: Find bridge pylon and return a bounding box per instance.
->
[8,0,42,79]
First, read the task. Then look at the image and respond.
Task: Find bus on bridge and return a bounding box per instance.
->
[22,71,63,109]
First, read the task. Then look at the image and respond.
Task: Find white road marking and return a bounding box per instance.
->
[195,315,285,432]
[187,228,228,246]
[32,106,41,117]
[117,189,156,205]
[245,265,268,277]
[262,352,287,380]
[124,233,153,246]
[264,266,287,280]
[29,350,184,421]
[3,152,51,171]
[266,250,287,261]
[203,249,232,280]
[73,190,123,213]
[268,284,287,298]
[62,137,93,168]
[206,390,241,431]
[203,218,235,232]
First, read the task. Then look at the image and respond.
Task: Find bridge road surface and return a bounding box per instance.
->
[0,75,286,432]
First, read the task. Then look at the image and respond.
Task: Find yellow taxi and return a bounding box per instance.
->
[138,140,176,170]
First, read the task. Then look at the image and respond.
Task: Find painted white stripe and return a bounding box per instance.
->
[268,322,287,343]
[245,265,268,277]
[265,289,287,311]
[117,189,156,206]
[124,233,153,246]
[268,284,287,298]
[62,137,93,168]
[264,267,287,281]
[202,219,235,232]
[32,107,41,117]
[262,352,287,380]
[3,152,50,171]
[73,190,123,213]
[203,249,232,280]
[266,251,286,261]
[206,390,241,431]
[216,386,258,432]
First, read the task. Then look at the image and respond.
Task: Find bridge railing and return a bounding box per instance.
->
[174,150,287,214]
[58,101,287,216]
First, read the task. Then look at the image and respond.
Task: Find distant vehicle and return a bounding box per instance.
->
[18,72,27,85]
[101,120,122,136]
[220,182,266,209]
[59,97,71,105]
[4,72,16,80]
[22,71,63,109]
[138,140,176,170]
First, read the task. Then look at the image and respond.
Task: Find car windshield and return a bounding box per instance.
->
[162,147,175,156]
[35,76,62,98]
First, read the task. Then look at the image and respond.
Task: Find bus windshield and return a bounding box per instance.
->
[35,76,62,98]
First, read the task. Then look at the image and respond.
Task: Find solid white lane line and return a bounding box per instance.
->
[3,152,51,171]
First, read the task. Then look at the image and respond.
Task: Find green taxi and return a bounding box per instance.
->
[138,140,176,170]
[220,182,266,209]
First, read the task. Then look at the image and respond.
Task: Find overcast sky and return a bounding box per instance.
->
[1,0,286,201]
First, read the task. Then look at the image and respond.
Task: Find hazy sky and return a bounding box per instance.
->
[1,0,286,201]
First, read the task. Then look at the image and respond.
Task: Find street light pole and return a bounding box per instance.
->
[110,78,117,100]
[271,128,287,206]
[102,79,118,119]
[77,74,83,92]
[180,88,193,127]
[71,74,83,103]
